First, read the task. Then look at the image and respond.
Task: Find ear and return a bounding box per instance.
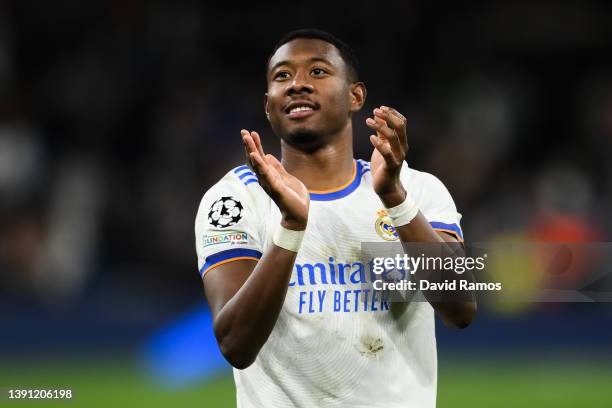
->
[349,82,366,113]
[264,93,270,121]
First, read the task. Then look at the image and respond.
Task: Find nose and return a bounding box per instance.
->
[286,70,314,95]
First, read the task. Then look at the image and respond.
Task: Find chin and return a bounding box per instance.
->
[280,128,325,151]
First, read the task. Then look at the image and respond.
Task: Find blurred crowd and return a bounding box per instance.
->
[1,1,611,315]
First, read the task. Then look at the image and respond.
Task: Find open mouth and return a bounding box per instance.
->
[285,101,318,119]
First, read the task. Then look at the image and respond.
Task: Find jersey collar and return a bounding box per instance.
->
[308,160,366,201]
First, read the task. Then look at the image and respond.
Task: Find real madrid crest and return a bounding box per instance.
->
[375,209,399,241]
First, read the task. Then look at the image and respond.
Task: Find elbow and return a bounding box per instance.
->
[216,331,258,369]
[451,316,473,330]
[444,301,477,330]
[220,343,257,369]
[213,316,261,369]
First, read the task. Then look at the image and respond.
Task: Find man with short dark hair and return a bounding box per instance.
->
[195,28,475,407]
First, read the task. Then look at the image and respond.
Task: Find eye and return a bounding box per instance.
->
[274,71,290,80]
[311,67,327,76]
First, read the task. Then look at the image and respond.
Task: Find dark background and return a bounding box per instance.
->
[1,1,611,406]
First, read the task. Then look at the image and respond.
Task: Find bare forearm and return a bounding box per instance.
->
[368,105,476,328]
[213,244,296,367]
[208,130,309,368]
[392,209,477,328]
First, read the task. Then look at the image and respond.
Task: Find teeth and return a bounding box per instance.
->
[289,106,313,114]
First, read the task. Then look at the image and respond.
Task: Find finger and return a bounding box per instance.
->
[241,129,256,168]
[243,132,262,161]
[241,129,255,153]
[249,151,270,176]
[366,116,394,138]
[251,131,266,158]
[242,141,252,167]
[373,107,408,150]
[243,132,269,177]
[250,152,284,194]
[369,135,395,165]
[381,106,406,123]
[381,106,408,149]
[373,108,402,130]
[266,154,289,176]
[366,116,402,154]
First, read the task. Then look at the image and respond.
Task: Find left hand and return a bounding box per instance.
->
[366,105,409,207]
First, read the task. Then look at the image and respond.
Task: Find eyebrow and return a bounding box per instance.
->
[269,57,333,73]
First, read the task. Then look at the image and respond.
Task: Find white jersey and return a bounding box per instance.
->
[195,159,463,408]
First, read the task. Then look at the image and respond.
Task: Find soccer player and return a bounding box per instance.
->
[195,29,476,407]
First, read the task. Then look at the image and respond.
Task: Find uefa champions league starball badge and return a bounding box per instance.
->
[208,197,244,228]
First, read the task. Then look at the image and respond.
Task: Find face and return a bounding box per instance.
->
[265,38,365,149]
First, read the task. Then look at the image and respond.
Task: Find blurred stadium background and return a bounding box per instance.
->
[1,1,612,406]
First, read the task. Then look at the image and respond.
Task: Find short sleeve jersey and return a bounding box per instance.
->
[195,160,463,408]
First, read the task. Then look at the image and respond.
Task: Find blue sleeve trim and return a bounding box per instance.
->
[430,221,464,240]
[238,171,257,180]
[233,165,250,173]
[232,165,259,186]
[200,248,262,276]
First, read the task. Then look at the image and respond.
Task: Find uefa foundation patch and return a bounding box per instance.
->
[202,231,250,249]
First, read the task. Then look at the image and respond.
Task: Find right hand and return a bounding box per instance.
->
[241,130,309,231]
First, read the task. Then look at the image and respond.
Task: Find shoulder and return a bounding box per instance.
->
[400,162,452,200]
[201,165,264,200]
[194,165,268,277]
[208,164,262,193]
[401,162,463,237]
[195,165,267,224]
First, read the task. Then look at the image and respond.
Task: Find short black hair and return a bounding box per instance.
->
[268,28,360,82]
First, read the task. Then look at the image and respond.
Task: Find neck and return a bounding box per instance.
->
[280,121,354,192]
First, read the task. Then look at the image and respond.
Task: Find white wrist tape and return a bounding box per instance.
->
[273,225,305,252]
[387,193,419,227]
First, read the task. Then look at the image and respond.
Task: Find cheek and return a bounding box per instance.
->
[325,86,351,115]
[266,87,284,110]
[268,99,279,115]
